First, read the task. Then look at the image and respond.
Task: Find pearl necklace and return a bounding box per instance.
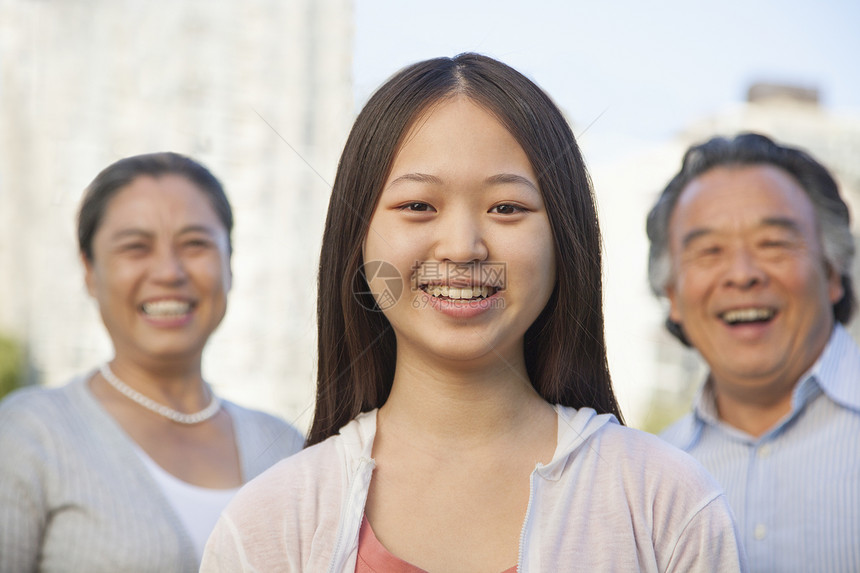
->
[99,363,221,425]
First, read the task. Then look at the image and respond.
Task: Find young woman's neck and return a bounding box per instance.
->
[378,349,554,448]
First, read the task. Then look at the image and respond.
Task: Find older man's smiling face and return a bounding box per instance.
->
[666,164,843,403]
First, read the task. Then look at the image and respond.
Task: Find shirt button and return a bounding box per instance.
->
[757,444,771,459]
[754,524,767,540]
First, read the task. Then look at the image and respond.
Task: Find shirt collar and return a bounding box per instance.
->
[799,323,860,413]
[693,381,719,425]
[691,324,860,437]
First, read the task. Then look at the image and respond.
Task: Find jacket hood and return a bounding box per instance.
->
[538,406,617,481]
[336,406,617,481]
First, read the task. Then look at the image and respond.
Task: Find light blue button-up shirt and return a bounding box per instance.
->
[661,324,860,573]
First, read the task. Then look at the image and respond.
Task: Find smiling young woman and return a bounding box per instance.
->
[362,96,556,372]
[201,54,747,573]
[0,153,304,572]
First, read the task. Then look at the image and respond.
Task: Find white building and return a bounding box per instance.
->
[0,0,354,430]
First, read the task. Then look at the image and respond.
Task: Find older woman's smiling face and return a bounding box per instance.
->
[84,174,232,366]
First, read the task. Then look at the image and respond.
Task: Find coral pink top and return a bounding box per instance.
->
[355,515,516,573]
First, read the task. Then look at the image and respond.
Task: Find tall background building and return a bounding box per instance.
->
[0,0,353,430]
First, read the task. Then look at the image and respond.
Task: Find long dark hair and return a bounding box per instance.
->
[309,53,623,446]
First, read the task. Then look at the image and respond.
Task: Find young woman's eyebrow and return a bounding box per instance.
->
[387,172,539,193]
[386,172,443,188]
[484,173,539,192]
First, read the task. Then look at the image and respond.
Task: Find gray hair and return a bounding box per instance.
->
[646,132,855,344]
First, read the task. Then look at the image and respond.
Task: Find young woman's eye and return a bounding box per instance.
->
[490,204,524,215]
[401,202,435,212]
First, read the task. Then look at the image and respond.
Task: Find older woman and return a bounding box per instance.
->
[0,152,304,572]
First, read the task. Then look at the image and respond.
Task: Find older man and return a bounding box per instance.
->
[648,133,860,572]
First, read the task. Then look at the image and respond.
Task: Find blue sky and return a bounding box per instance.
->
[354,0,860,163]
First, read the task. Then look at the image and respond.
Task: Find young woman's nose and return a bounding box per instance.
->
[432,212,489,263]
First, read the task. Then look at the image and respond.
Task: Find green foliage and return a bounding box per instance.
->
[0,333,24,400]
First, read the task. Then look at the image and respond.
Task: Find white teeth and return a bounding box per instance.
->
[142,300,191,317]
[424,285,494,299]
[721,308,775,324]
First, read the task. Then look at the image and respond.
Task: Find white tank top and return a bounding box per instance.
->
[133,445,240,561]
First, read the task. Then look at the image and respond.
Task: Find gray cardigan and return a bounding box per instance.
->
[0,373,305,572]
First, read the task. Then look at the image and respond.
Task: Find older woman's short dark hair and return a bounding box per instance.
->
[646,132,855,345]
[78,152,233,261]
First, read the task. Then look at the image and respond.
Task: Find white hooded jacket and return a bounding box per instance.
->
[201,406,746,572]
